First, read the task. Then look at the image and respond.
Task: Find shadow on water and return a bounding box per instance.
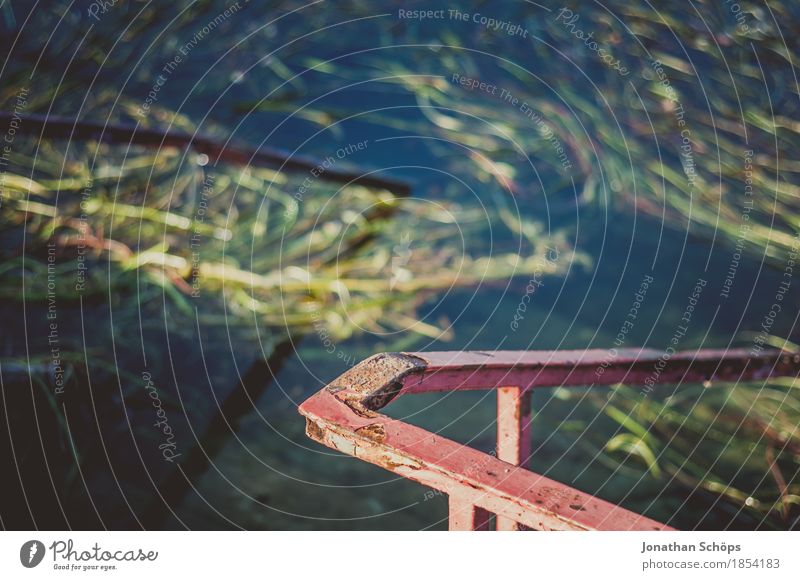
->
[139,340,294,529]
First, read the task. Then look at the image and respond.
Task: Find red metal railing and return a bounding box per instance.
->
[299,348,800,530]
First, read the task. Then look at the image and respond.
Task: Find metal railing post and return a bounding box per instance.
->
[496,386,532,530]
[448,493,492,530]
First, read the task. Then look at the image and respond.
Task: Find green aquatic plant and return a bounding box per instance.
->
[594,379,800,529]
[1,131,568,341]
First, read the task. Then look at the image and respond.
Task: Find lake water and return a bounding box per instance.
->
[2,0,798,530]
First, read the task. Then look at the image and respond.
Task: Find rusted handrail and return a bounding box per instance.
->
[299,348,800,530]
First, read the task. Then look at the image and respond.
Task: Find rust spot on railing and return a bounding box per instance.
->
[305,418,325,443]
[355,423,387,443]
[327,352,427,414]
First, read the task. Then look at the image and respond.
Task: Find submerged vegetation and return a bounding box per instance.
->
[1,0,799,529]
[2,132,566,339]
[586,373,800,529]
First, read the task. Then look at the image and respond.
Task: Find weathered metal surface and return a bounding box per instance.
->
[326,352,427,414]
[303,388,669,530]
[299,348,800,531]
